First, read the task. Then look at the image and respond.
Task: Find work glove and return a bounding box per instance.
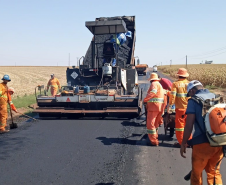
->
[11,104,17,113]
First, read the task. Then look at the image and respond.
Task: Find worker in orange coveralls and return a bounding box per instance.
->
[47,74,61,96]
[181,80,224,185]
[8,87,18,113]
[143,73,164,146]
[167,68,192,147]
[0,75,17,134]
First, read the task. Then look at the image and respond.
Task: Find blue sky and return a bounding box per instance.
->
[0,0,226,66]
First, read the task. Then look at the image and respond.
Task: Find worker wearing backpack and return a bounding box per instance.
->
[180,80,224,185]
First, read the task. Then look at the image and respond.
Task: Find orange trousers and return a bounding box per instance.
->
[50,87,58,96]
[146,111,162,145]
[175,108,192,144]
[191,143,223,185]
[0,104,8,131]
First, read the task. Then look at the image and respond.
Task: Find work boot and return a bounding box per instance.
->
[173,142,181,148]
[0,129,9,134]
[184,171,191,181]
[146,138,159,146]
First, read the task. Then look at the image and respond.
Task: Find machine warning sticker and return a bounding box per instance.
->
[71,71,78,79]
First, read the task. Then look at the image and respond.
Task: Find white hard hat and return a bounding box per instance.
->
[187,80,203,96]
[8,87,15,93]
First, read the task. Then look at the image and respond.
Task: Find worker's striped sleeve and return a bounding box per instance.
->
[0,95,7,98]
[150,89,157,94]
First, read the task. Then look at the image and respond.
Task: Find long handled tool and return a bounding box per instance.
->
[8,104,18,129]
[7,89,18,129]
[17,111,38,121]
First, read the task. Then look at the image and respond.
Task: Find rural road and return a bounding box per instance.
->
[0,71,225,185]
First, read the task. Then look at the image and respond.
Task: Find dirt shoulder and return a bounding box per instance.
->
[7,104,37,126]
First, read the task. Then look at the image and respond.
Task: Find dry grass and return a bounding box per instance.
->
[158,64,226,88]
[0,66,67,98]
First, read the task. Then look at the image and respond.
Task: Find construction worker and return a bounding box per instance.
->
[180,80,223,185]
[0,75,17,133]
[47,74,61,96]
[167,68,191,147]
[110,31,132,45]
[143,73,164,146]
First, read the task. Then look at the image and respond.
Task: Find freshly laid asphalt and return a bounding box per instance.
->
[0,71,225,185]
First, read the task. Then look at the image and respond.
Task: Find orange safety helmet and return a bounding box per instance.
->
[176,68,189,77]
[148,73,160,81]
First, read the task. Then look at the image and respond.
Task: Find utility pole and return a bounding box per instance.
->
[77,57,79,67]
[68,53,70,67]
[186,55,187,68]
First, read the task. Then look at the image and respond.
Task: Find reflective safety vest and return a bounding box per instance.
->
[144,81,164,112]
[169,78,189,109]
[0,83,16,110]
[0,83,8,105]
[47,78,61,90]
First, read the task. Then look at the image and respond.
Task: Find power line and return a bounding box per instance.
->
[191,50,226,59]
[169,46,226,64]
[188,45,226,58]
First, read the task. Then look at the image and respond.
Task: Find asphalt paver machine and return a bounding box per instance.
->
[33,16,143,119]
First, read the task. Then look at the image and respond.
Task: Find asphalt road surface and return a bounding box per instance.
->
[0,71,225,185]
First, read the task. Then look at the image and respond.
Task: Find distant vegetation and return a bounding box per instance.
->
[158,64,226,88]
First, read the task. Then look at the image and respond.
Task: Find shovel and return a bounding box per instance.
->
[6,87,18,129]
[17,111,38,121]
[8,102,18,129]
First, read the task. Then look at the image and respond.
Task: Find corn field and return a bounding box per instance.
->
[158,64,226,88]
[0,66,67,98]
